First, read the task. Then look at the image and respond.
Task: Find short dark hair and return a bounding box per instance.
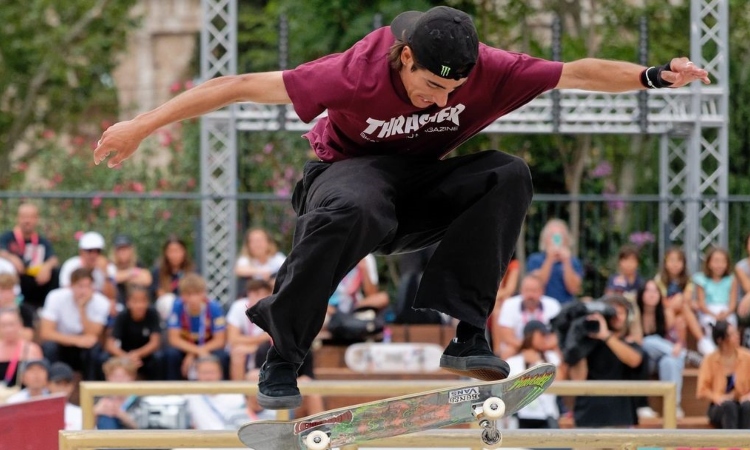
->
[388,39,426,73]
[126,283,150,299]
[246,279,272,294]
[618,245,640,261]
[712,320,731,346]
[70,267,94,285]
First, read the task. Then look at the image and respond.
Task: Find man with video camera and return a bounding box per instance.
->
[560,295,646,427]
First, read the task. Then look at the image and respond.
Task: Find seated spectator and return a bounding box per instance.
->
[165,274,228,380]
[654,247,708,353]
[325,255,389,342]
[111,235,152,305]
[496,274,561,358]
[489,258,520,352]
[104,284,163,380]
[506,320,561,428]
[0,273,35,340]
[7,359,49,403]
[735,234,750,346]
[0,203,59,309]
[235,228,286,282]
[94,357,138,429]
[526,219,583,305]
[151,236,196,320]
[39,268,110,380]
[47,362,83,430]
[605,245,646,341]
[696,320,750,429]
[568,295,646,427]
[694,247,738,342]
[0,307,43,398]
[637,280,686,418]
[226,279,271,380]
[59,232,116,299]
[187,355,270,430]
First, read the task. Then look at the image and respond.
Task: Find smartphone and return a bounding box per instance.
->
[584,319,600,334]
[551,232,563,248]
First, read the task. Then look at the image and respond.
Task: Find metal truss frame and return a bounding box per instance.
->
[200,0,729,299]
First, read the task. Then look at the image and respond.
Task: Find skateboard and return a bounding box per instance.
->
[344,342,444,373]
[238,362,556,450]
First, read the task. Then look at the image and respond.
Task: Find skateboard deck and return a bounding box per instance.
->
[344,342,444,373]
[238,362,556,450]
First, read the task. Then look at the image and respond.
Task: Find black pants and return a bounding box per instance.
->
[247,151,533,364]
[41,341,101,381]
[708,400,750,429]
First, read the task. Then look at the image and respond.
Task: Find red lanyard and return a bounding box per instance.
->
[180,301,212,345]
[13,227,39,264]
[3,342,23,384]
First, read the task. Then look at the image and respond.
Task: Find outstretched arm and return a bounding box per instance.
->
[94,71,291,167]
[556,57,710,92]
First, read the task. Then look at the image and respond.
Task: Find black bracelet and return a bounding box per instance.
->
[640,62,674,89]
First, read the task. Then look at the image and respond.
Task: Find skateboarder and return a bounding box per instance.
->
[94,6,710,410]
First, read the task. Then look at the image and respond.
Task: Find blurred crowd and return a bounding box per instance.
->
[1,202,749,431]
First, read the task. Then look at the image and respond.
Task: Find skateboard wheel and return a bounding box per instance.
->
[482,397,506,419]
[305,430,330,450]
[481,428,502,447]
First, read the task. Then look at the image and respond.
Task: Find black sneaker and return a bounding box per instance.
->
[439,334,510,381]
[257,346,302,410]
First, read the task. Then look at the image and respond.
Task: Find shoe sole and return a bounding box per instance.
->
[439,355,510,381]
[257,392,303,410]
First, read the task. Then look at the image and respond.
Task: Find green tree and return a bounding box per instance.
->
[0,0,138,188]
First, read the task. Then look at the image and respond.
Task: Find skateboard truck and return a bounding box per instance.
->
[472,397,505,448]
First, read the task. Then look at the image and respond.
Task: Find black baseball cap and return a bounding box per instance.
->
[23,359,50,372]
[49,362,75,382]
[113,234,133,248]
[523,320,551,336]
[391,6,479,80]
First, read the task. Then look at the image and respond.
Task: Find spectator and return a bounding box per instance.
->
[94,357,138,429]
[187,355,269,430]
[235,228,286,282]
[506,320,561,428]
[696,320,750,429]
[6,359,49,403]
[0,273,35,340]
[0,307,43,397]
[694,247,738,335]
[226,279,271,380]
[636,280,686,418]
[39,268,110,380]
[111,235,152,305]
[151,236,195,319]
[734,234,750,346]
[104,284,163,380]
[489,258,520,352]
[0,203,59,309]
[654,247,707,354]
[47,362,83,430]
[496,274,561,358]
[165,274,228,380]
[605,245,646,342]
[568,295,646,427]
[526,219,583,304]
[59,232,116,299]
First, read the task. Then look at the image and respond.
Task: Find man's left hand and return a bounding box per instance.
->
[661,57,711,87]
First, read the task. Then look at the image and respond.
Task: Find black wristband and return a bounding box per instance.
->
[640,63,674,89]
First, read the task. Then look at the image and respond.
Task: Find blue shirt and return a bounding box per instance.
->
[167,298,226,345]
[692,273,734,307]
[526,252,583,304]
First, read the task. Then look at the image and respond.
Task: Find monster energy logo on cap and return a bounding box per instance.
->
[440,65,451,77]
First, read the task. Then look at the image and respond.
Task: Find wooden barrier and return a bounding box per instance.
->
[59,428,750,450]
[79,379,677,429]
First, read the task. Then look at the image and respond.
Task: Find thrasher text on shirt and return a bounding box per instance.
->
[361,104,466,140]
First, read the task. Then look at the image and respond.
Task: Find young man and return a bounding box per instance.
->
[165,274,228,380]
[226,279,272,381]
[93,6,709,409]
[47,362,83,430]
[59,231,116,299]
[39,268,110,380]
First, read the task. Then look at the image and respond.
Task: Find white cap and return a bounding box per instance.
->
[78,231,105,250]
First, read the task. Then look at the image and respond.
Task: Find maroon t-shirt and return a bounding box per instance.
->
[283,27,563,162]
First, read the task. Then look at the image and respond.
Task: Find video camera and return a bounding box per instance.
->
[550,299,617,365]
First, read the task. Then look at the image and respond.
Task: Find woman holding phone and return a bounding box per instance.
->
[526,219,584,305]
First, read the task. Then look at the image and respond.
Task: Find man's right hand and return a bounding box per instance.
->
[94,120,148,168]
[75,334,99,349]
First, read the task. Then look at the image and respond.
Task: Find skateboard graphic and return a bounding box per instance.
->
[238,362,556,450]
[344,342,444,373]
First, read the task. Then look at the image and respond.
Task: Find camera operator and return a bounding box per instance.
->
[567,295,646,427]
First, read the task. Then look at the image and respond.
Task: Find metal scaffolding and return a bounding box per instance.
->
[200,0,729,300]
